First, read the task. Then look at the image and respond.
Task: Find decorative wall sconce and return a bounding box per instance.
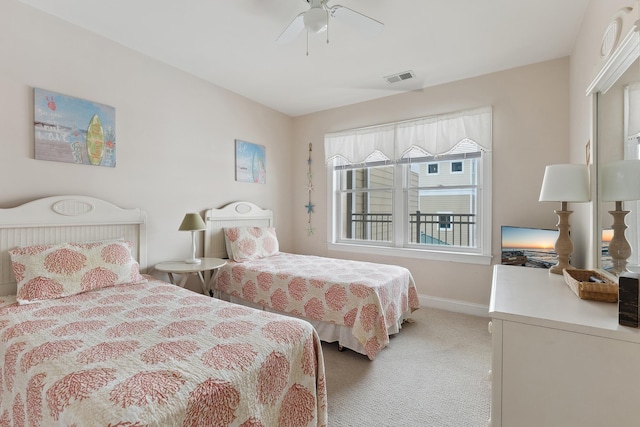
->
[539,164,591,274]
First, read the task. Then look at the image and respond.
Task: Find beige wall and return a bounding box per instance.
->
[0,1,294,291]
[292,58,570,307]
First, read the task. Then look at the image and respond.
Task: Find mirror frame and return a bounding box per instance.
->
[587,20,640,269]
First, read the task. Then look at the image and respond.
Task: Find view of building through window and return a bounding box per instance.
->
[336,154,479,248]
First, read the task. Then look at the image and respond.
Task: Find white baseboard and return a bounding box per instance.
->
[419,294,489,317]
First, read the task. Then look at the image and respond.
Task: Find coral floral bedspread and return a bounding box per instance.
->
[0,277,327,427]
[214,253,420,360]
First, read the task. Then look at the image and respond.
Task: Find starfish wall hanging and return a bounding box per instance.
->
[306,142,315,236]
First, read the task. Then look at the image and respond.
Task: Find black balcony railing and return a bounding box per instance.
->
[348,213,393,241]
[348,211,476,247]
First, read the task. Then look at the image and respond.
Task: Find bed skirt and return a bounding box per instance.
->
[216,290,413,358]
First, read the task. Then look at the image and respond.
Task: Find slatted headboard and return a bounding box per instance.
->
[204,201,273,259]
[0,195,147,296]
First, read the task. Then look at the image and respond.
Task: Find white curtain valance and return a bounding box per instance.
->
[324,106,492,165]
[324,124,396,165]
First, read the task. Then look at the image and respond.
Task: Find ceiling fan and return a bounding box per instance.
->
[276,0,384,45]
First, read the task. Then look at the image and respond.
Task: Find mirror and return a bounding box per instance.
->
[596,59,640,272]
[587,40,640,271]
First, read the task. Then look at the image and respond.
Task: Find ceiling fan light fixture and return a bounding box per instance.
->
[304,7,328,33]
[275,1,383,46]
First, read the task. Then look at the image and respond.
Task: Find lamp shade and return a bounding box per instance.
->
[601,159,640,202]
[178,213,206,231]
[539,164,590,203]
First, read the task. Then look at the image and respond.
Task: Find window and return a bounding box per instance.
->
[438,213,453,230]
[325,107,492,265]
[335,150,481,250]
[336,165,394,243]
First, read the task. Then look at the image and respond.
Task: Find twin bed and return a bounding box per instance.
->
[0,196,327,426]
[0,195,419,425]
[204,202,420,361]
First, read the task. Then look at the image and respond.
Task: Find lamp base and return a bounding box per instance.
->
[608,208,631,276]
[184,258,201,264]
[549,207,574,275]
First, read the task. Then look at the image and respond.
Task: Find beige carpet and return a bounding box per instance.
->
[322,308,491,426]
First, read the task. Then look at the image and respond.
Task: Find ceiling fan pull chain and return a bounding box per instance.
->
[326,10,330,44]
[327,12,329,44]
[306,30,310,56]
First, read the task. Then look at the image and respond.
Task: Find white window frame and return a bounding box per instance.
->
[325,107,492,265]
[326,152,492,265]
[427,163,439,175]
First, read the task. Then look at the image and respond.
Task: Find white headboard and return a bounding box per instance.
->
[0,195,147,296]
[204,201,273,259]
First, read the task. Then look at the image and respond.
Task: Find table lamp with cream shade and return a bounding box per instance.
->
[179,213,207,264]
[538,164,591,274]
[601,159,640,275]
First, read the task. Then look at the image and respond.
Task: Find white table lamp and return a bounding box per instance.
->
[178,213,207,264]
[539,164,590,274]
[601,159,640,275]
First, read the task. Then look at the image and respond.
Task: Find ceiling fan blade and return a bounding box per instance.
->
[276,12,305,44]
[329,5,384,34]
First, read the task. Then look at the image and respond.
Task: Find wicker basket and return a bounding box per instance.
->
[563,269,618,302]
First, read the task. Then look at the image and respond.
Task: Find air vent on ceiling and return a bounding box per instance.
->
[384,70,415,84]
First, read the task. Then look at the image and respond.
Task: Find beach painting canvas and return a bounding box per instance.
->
[235,140,266,184]
[34,88,116,167]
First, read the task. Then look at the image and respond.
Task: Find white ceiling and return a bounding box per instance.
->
[18,0,591,117]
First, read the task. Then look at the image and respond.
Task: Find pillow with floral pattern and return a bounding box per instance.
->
[9,239,147,304]
[224,226,279,262]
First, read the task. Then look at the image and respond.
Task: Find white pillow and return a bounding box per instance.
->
[223,226,279,262]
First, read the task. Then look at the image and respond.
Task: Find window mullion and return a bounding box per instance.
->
[394,163,404,248]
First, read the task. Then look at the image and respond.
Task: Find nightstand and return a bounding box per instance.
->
[153,257,226,295]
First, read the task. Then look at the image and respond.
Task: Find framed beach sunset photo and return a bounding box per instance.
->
[501,225,559,269]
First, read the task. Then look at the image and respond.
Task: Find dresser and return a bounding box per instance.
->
[488,264,640,427]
